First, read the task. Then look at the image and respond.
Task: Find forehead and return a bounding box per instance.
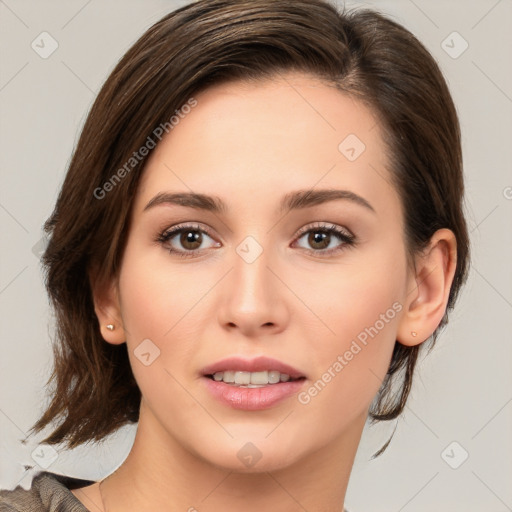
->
[134,72,398,217]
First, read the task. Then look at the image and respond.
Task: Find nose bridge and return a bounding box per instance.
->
[217,236,288,335]
[234,246,270,306]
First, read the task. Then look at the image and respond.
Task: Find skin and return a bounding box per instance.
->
[74,71,457,511]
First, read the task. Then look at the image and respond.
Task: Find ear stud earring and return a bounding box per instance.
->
[106,324,115,331]
[411,331,417,337]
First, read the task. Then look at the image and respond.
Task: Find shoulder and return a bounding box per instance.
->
[0,472,93,512]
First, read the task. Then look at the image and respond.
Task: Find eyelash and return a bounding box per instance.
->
[156,222,356,259]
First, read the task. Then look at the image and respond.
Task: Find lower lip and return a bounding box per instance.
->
[202,377,306,410]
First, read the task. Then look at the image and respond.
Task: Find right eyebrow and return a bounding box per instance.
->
[143,192,226,214]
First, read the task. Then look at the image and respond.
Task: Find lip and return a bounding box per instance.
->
[200,356,306,380]
[202,377,306,411]
[200,356,307,411]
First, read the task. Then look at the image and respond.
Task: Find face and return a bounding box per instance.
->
[111,72,414,471]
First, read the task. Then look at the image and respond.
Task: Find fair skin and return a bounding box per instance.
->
[73,72,457,511]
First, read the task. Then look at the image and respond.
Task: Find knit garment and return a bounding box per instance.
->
[0,472,92,512]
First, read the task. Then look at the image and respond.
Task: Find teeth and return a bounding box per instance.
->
[234,371,251,385]
[211,370,296,386]
[268,371,280,384]
[250,371,268,385]
[223,370,235,383]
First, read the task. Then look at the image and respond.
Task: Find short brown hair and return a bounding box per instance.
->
[32,0,469,451]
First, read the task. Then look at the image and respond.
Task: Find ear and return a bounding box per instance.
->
[89,265,126,345]
[397,228,457,346]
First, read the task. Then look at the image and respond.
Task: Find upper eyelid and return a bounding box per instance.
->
[162,222,215,236]
[295,222,353,237]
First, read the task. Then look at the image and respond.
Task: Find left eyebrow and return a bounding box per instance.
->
[143,188,376,215]
[279,188,376,215]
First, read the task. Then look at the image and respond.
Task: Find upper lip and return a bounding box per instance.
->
[201,356,306,379]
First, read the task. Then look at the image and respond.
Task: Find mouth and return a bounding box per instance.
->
[200,355,306,382]
[200,356,307,410]
[204,370,305,388]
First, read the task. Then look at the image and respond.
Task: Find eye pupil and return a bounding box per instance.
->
[181,230,202,250]
[309,231,329,249]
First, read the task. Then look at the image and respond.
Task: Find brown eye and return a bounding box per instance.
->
[157,223,220,258]
[179,230,203,250]
[293,223,355,256]
[307,231,331,250]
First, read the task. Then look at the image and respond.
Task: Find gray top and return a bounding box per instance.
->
[0,472,91,512]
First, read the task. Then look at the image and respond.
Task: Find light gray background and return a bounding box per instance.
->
[1,0,511,510]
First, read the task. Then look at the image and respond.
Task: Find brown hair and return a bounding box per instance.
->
[32,0,469,452]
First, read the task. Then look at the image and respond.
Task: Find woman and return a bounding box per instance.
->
[0,0,469,510]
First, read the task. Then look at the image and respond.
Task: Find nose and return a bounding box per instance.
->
[216,245,289,337]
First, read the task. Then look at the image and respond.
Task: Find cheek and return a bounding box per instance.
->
[117,248,208,428]
[117,241,225,397]
[294,249,406,418]
[116,244,191,382]
[117,240,209,340]
[299,243,405,346]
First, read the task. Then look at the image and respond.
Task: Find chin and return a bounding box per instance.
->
[187,427,313,474]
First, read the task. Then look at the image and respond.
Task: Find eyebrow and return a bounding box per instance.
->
[143,189,376,215]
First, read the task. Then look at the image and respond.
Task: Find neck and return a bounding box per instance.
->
[99,403,366,511]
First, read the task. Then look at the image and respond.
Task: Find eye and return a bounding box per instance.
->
[156,221,355,259]
[156,223,220,258]
[292,222,355,256]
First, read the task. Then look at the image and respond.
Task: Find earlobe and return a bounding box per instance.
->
[98,316,126,345]
[89,267,126,345]
[397,228,457,347]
